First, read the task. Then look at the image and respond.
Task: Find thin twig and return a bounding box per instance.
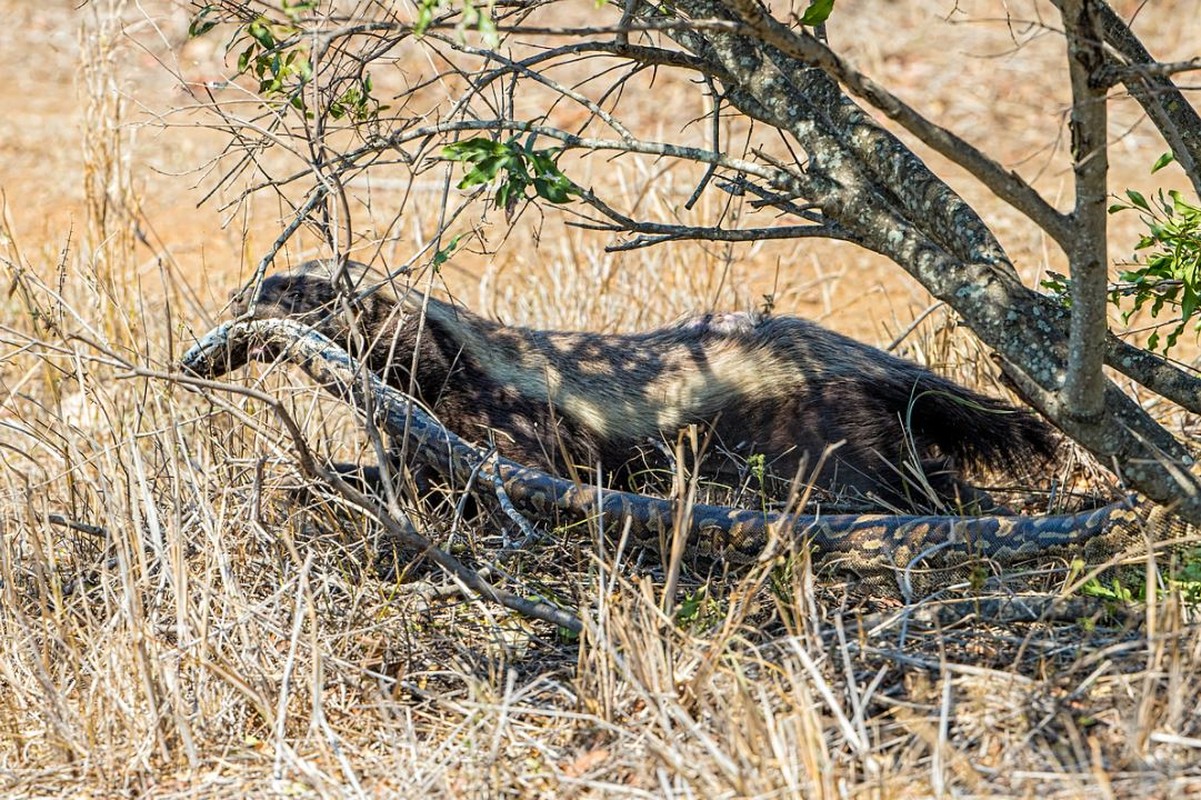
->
[46,514,107,539]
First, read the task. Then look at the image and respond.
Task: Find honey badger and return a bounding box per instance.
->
[231,259,1056,511]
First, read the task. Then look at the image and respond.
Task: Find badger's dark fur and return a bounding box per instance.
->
[232,260,1056,511]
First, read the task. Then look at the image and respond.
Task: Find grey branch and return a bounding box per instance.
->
[1057,0,1110,422]
[1104,335,1201,415]
[1105,57,1201,83]
[712,0,1075,249]
[1097,1,1201,196]
[572,188,855,250]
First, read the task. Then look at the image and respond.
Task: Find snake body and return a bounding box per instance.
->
[182,319,1193,595]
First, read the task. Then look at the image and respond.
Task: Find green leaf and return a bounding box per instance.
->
[495,179,516,211]
[237,44,256,73]
[675,593,702,624]
[474,155,511,184]
[188,5,219,38]
[457,166,487,190]
[432,234,464,269]
[1082,577,1135,602]
[442,137,510,162]
[534,175,574,203]
[1182,283,1198,322]
[545,177,569,202]
[799,0,835,26]
[527,150,557,173]
[1170,189,1195,218]
[248,18,276,50]
[1151,152,1176,174]
[1125,189,1150,211]
[1040,271,1071,303]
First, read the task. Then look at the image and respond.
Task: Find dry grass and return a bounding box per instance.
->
[2,0,1201,797]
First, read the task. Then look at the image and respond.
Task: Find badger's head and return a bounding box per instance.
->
[231,260,397,345]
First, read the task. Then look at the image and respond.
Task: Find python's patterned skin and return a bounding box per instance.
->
[181,319,1191,595]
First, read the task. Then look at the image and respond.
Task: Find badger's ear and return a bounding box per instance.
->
[228,286,251,315]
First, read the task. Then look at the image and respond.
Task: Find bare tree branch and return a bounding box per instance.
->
[571,188,856,250]
[1106,57,1201,82]
[1057,0,1110,421]
[1105,334,1201,414]
[1097,1,1201,195]
[712,0,1076,249]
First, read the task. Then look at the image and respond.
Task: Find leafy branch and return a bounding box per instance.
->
[1108,183,1201,353]
[189,2,385,122]
[1046,162,1201,355]
[442,136,581,217]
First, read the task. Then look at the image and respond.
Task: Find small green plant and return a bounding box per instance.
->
[1170,548,1201,604]
[746,453,766,488]
[1081,575,1136,602]
[674,586,722,629]
[1077,546,1201,605]
[442,136,580,217]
